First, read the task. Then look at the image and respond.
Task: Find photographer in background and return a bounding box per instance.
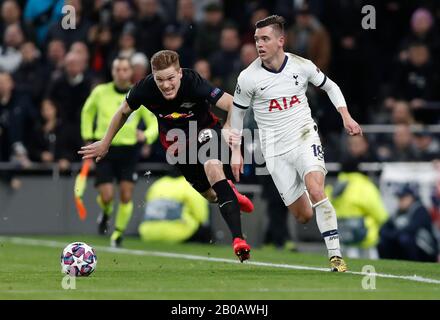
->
[378,184,439,262]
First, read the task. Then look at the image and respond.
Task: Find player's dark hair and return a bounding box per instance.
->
[255,15,285,34]
[151,50,180,71]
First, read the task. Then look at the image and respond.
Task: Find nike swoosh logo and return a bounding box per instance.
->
[219,200,233,208]
[260,86,268,90]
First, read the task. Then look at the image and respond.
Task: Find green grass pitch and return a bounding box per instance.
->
[0,235,439,299]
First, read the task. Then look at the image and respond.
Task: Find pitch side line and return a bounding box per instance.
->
[2,237,440,285]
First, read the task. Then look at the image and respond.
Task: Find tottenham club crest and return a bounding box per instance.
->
[235,84,241,94]
[293,74,299,85]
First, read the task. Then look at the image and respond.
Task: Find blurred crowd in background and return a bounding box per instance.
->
[1,0,440,261]
[1,0,439,172]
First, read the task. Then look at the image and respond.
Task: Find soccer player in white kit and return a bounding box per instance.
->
[230,15,363,272]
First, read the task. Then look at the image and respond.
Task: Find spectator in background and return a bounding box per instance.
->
[327,146,388,259]
[240,43,259,68]
[0,72,31,190]
[391,124,419,161]
[83,0,112,26]
[44,39,66,77]
[13,41,46,106]
[24,0,64,46]
[70,41,90,68]
[378,184,438,262]
[399,8,440,64]
[108,0,134,52]
[135,0,164,59]
[274,0,326,23]
[286,6,331,72]
[241,7,269,44]
[390,100,416,125]
[191,0,221,22]
[195,2,224,58]
[0,72,32,180]
[1,0,33,43]
[1,0,20,32]
[131,52,149,83]
[88,16,113,79]
[323,0,371,127]
[176,0,197,49]
[138,172,211,243]
[386,42,440,124]
[209,24,241,88]
[46,51,92,170]
[26,99,60,163]
[193,58,228,123]
[107,29,140,74]
[162,23,195,68]
[413,131,440,161]
[378,124,418,162]
[193,58,211,81]
[0,23,25,73]
[222,43,258,95]
[341,134,377,164]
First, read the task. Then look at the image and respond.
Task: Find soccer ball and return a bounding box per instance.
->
[60,242,97,276]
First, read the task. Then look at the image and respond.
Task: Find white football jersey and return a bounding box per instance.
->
[233,53,326,157]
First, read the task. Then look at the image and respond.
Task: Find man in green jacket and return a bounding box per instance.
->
[326,160,388,258]
[81,57,158,247]
[139,172,210,243]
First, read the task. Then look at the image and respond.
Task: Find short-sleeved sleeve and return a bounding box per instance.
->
[190,70,224,105]
[303,59,327,88]
[126,78,148,110]
[233,72,254,110]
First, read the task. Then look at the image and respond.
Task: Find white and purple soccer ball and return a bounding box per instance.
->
[61,242,97,276]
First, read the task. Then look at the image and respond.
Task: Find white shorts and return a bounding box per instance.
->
[265,124,327,206]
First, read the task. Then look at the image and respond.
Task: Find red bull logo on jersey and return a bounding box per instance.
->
[268,95,300,112]
[162,111,194,120]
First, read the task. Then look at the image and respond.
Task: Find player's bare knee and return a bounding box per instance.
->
[204,159,222,171]
[204,159,225,184]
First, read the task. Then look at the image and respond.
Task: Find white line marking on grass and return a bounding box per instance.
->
[2,288,439,294]
[2,237,440,286]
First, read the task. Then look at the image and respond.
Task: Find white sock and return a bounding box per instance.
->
[313,198,342,259]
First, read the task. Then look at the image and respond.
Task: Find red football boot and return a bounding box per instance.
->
[227,180,254,213]
[233,237,251,262]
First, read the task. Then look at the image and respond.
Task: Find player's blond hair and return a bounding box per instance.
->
[150,50,180,72]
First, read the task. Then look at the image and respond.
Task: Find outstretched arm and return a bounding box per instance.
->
[319,77,363,136]
[337,106,363,136]
[78,101,133,161]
